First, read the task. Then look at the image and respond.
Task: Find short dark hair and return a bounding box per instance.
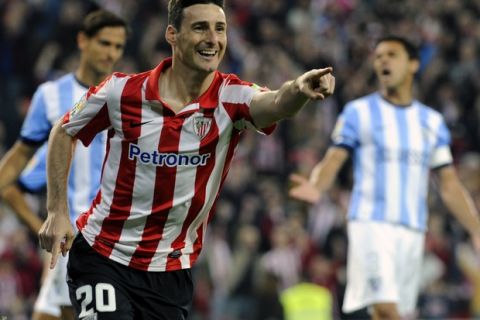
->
[168,0,225,30]
[80,9,128,37]
[375,36,419,60]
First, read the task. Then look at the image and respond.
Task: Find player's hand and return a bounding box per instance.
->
[289,173,321,204]
[295,67,335,100]
[38,213,74,269]
[471,233,480,254]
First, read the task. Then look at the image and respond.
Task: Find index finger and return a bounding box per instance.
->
[50,241,60,269]
[309,67,333,78]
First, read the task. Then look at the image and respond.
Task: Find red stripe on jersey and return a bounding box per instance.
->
[92,76,143,256]
[165,115,219,270]
[128,116,184,270]
[223,102,276,135]
[74,103,110,146]
[189,223,204,266]
[77,190,102,231]
[78,129,114,229]
[209,127,241,224]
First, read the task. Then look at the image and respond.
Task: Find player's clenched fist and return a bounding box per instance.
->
[294,67,335,100]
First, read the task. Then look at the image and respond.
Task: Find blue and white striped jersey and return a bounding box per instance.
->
[332,92,452,231]
[18,73,106,224]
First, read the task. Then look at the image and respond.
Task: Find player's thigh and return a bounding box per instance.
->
[396,227,424,316]
[344,222,399,309]
[67,234,134,319]
[131,268,193,319]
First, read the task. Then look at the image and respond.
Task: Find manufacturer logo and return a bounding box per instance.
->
[193,116,212,139]
[130,120,153,128]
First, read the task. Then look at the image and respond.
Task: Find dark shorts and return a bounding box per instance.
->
[67,233,193,320]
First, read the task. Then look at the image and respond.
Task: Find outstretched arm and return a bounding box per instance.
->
[38,120,76,269]
[436,165,480,251]
[250,68,335,129]
[289,146,349,204]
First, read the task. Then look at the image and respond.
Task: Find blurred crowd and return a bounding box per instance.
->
[1,0,480,319]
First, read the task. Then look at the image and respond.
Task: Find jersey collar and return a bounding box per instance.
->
[146,57,223,111]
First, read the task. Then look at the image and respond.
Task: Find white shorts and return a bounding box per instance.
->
[33,253,71,316]
[342,221,425,316]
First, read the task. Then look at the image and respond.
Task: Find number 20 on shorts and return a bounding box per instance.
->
[76,283,116,317]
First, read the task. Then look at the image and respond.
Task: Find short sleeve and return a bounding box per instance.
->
[62,76,113,146]
[220,76,275,135]
[331,103,360,151]
[19,86,52,145]
[430,117,453,168]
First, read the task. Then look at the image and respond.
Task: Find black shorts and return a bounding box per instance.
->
[67,233,193,320]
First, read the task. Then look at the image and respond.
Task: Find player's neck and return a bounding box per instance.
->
[75,67,108,88]
[160,65,215,110]
[380,87,413,107]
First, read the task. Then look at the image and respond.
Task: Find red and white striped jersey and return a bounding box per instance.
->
[62,58,273,271]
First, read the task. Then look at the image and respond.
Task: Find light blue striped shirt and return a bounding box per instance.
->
[332,93,452,231]
[19,73,106,224]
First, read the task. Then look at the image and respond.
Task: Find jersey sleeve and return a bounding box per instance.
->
[17,143,48,193]
[430,117,453,169]
[331,103,360,151]
[220,76,275,135]
[19,85,53,145]
[62,76,113,146]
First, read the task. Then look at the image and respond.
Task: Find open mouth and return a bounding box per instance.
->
[197,49,217,58]
[381,69,391,76]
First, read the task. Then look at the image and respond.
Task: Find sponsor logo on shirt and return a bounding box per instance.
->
[377,147,429,166]
[128,144,211,167]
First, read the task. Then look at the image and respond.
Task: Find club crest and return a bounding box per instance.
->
[193,116,212,139]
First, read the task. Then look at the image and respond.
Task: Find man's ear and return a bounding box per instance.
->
[165,25,177,46]
[410,59,420,74]
[77,32,88,50]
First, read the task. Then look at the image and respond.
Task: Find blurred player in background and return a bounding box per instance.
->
[0,9,127,320]
[290,35,480,319]
[38,0,335,318]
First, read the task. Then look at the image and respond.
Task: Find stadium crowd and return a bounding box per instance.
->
[1,0,480,318]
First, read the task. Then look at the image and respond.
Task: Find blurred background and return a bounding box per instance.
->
[1,0,480,319]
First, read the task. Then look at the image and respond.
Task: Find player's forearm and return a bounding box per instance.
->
[310,147,349,193]
[273,79,311,119]
[46,121,74,216]
[0,141,36,192]
[441,181,480,236]
[2,185,43,233]
[250,80,309,129]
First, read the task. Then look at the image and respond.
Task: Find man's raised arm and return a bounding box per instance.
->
[250,68,335,129]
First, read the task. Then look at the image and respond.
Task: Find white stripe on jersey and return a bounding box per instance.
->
[43,81,62,124]
[404,105,425,229]
[219,84,256,105]
[378,99,401,223]
[353,99,374,222]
